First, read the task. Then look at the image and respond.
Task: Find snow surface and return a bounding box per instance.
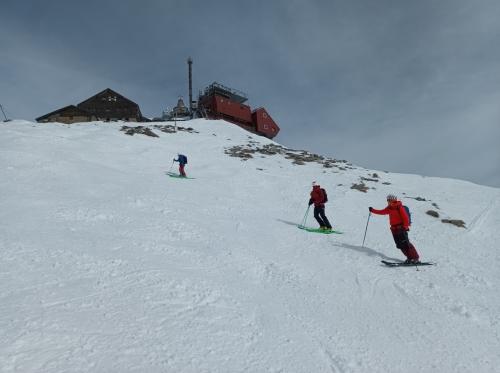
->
[1,119,499,373]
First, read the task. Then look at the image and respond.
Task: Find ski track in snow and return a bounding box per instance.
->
[1,120,500,372]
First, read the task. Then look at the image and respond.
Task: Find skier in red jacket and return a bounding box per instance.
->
[369,194,420,263]
[308,182,332,230]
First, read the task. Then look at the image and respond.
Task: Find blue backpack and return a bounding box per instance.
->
[403,205,412,225]
[321,188,328,203]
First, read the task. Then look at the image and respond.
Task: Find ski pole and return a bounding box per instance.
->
[301,206,309,227]
[168,159,174,173]
[362,212,371,247]
[300,205,310,228]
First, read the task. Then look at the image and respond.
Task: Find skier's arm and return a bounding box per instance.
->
[309,190,316,206]
[369,207,389,215]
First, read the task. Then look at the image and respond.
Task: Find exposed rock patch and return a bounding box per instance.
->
[120,126,159,137]
[407,196,427,201]
[224,143,348,168]
[351,182,369,193]
[361,177,379,183]
[426,210,440,218]
[442,219,466,228]
[153,124,199,134]
[120,124,199,137]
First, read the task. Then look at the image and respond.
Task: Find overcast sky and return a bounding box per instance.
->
[1,0,499,187]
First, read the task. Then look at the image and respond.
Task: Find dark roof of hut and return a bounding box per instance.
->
[36,105,93,122]
[77,88,143,120]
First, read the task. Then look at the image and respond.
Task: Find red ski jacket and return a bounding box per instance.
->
[371,201,410,230]
[309,185,326,207]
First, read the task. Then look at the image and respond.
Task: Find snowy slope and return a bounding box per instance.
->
[1,119,499,373]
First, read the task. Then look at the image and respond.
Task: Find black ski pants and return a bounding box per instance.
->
[392,228,410,250]
[313,206,332,229]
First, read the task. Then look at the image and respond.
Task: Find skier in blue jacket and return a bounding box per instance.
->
[174,154,188,177]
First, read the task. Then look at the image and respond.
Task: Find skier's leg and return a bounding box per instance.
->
[392,228,411,258]
[180,164,186,177]
[313,206,326,227]
[406,242,420,260]
[319,208,332,229]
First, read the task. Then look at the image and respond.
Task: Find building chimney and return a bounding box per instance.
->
[187,57,193,115]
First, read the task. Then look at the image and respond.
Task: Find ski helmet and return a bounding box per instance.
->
[386,194,398,201]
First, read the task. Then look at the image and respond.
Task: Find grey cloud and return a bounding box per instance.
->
[0,0,499,187]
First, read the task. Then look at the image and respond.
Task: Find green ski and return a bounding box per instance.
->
[166,172,195,179]
[298,225,343,234]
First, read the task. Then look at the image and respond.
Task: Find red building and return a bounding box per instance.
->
[198,82,280,139]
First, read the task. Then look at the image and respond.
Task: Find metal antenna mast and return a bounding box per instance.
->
[187,57,193,116]
[0,104,9,122]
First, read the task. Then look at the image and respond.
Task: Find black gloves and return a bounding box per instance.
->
[369,207,373,212]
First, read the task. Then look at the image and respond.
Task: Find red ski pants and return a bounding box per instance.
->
[391,227,419,260]
[179,164,186,177]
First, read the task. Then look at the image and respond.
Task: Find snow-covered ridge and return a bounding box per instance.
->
[1,119,499,372]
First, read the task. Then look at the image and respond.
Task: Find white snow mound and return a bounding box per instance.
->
[1,119,499,373]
